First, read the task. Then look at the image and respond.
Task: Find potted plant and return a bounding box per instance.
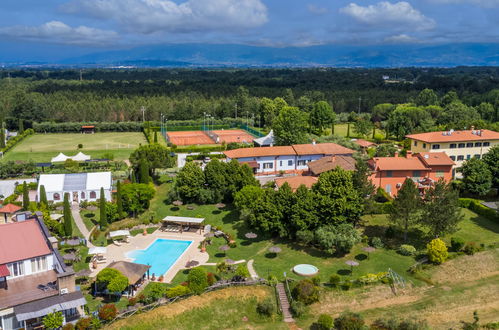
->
[158,275,164,282]
[201,241,207,253]
[143,229,147,236]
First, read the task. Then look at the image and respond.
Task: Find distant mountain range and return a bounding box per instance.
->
[4,43,499,68]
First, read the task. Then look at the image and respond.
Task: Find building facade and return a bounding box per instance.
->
[224,143,355,176]
[37,172,112,203]
[368,152,454,197]
[0,218,85,329]
[406,128,499,177]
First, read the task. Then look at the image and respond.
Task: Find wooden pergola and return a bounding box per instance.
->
[162,216,205,234]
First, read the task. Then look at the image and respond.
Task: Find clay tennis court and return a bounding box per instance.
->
[212,129,255,144]
[167,131,215,146]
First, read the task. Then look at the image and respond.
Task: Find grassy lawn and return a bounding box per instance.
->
[130,227,158,236]
[3,132,146,162]
[323,123,385,139]
[81,209,99,232]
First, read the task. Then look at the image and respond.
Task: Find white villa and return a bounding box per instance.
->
[37,172,112,203]
[224,142,355,175]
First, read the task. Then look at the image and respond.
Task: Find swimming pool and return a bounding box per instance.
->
[126,239,192,276]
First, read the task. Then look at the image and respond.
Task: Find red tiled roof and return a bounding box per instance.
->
[308,155,357,175]
[81,125,95,128]
[0,203,22,214]
[406,129,499,143]
[292,143,355,156]
[417,152,455,166]
[224,146,295,158]
[353,139,376,148]
[0,220,51,264]
[369,156,428,171]
[275,176,318,191]
[0,264,10,277]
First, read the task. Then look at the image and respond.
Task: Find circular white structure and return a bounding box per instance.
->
[293,264,319,276]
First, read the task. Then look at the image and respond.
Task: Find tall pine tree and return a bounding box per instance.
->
[22,181,30,210]
[39,185,48,207]
[63,193,72,237]
[116,180,124,218]
[153,130,158,143]
[138,159,150,184]
[99,187,108,229]
[18,118,24,134]
[0,122,5,149]
[389,178,422,242]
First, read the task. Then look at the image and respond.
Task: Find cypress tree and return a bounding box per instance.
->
[99,187,108,229]
[153,130,158,143]
[116,180,124,218]
[18,119,24,134]
[22,181,30,210]
[139,159,150,184]
[39,185,48,207]
[63,193,72,237]
[0,122,5,149]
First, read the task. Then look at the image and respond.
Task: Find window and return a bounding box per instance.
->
[466,142,473,148]
[53,193,61,201]
[279,161,282,167]
[432,144,440,150]
[474,154,481,159]
[31,256,47,273]
[449,143,456,149]
[483,142,490,147]
[436,170,445,178]
[450,156,456,161]
[386,170,393,178]
[288,160,293,166]
[457,155,464,161]
[89,191,96,198]
[81,192,85,199]
[297,160,307,166]
[413,170,421,179]
[466,155,471,160]
[475,142,482,147]
[385,184,392,193]
[263,162,273,169]
[414,141,418,146]
[8,261,25,278]
[458,143,465,148]
[423,143,427,148]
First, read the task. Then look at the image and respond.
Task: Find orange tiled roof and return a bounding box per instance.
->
[0,220,51,264]
[308,155,357,175]
[275,176,318,191]
[292,143,355,156]
[417,152,455,166]
[0,203,22,214]
[353,139,376,148]
[369,156,428,171]
[406,129,499,143]
[224,146,295,158]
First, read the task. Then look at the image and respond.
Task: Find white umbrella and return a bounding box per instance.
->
[88,247,107,255]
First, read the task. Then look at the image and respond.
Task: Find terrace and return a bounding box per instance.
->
[0,271,58,309]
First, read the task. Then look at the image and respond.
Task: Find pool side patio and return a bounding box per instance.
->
[88,230,209,283]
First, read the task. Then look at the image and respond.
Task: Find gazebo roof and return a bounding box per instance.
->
[162,216,205,224]
[106,261,151,284]
[0,203,22,214]
[108,230,131,238]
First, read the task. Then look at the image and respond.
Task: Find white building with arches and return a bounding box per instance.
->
[37,172,112,203]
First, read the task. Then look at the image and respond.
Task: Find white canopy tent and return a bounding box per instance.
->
[88,246,107,255]
[108,230,131,238]
[71,152,91,161]
[51,153,70,163]
[253,130,275,147]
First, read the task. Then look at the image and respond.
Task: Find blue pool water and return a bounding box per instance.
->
[126,239,192,276]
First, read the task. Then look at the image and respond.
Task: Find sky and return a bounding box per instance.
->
[0,0,498,60]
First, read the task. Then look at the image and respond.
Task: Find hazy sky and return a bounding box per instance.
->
[0,0,498,58]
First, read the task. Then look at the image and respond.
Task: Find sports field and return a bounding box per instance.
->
[167,131,214,146]
[211,129,255,144]
[2,132,146,162]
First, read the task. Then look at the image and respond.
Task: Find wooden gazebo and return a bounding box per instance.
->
[0,203,22,224]
[81,125,95,134]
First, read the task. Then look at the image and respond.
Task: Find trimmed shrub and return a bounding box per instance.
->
[329,274,341,287]
[334,311,366,329]
[451,237,465,252]
[98,303,117,321]
[75,317,92,330]
[459,198,499,222]
[165,285,191,298]
[187,267,208,294]
[311,276,321,286]
[144,282,167,302]
[427,238,448,264]
[296,230,314,245]
[341,281,352,291]
[292,279,320,305]
[290,300,307,317]
[235,264,250,279]
[207,272,216,286]
[398,244,416,256]
[317,314,333,330]
[370,237,384,249]
[256,298,275,316]
[62,323,75,330]
[463,242,480,255]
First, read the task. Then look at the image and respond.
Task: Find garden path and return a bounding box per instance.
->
[71,203,95,248]
[247,259,259,279]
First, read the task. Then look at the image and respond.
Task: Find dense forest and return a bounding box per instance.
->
[0,67,498,132]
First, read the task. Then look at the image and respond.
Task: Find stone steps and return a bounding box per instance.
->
[276,283,294,322]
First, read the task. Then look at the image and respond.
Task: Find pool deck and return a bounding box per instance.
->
[89,229,209,283]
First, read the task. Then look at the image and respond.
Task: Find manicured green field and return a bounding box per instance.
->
[2,132,146,162]
[324,123,385,139]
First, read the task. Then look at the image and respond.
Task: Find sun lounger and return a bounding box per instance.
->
[37,284,49,291]
[113,240,122,246]
[183,226,190,232]
[47,281,58,290]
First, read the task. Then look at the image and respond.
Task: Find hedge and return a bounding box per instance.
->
[371,201,393,214]
[1,129,35,154]
[33,122,144,133]
[459,198,499,223]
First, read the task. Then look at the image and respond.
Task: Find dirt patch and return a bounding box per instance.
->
[107,286,269,329]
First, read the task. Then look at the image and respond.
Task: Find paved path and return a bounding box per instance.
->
[71,203,95,248]
[247,259,259,279]
[276,283,294,323]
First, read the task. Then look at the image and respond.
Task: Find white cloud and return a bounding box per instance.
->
[62,0,268,34]
[0,21,118,46]
[307,4,329,15]
[340,2,435,30]
[429,0,499,7]
[384,34,419,43]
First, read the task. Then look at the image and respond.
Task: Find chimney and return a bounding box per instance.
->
[332,155,336,163]
[394,152,399,158]
[406,150,412,158]
[312,139,316,145]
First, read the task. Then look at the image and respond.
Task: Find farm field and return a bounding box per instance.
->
[2,132,146,162]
